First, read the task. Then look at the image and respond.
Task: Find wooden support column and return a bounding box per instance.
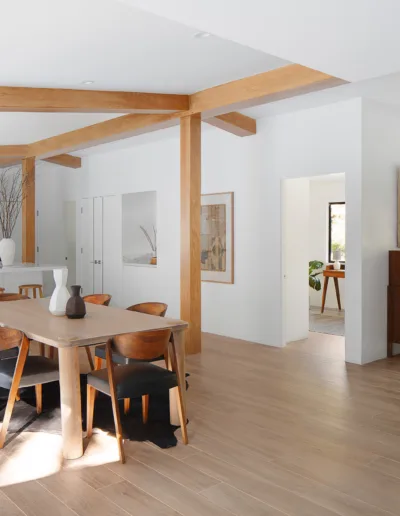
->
[180,114,201,354]
[22,157,35,263]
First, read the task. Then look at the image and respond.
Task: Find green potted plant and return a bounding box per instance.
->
[309,260,324,291]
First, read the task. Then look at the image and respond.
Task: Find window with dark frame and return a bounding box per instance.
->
[328,202,346,263]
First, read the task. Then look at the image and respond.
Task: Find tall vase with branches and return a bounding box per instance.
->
[0,166,28,266]
[140,225,157,265]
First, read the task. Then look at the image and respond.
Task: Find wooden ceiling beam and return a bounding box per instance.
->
[0,145,28,157]
[190,64,347,116]
[0,153,81,169]
[42,154,81,169]
[205,112,256,136]
[27,113,183,159]
[0,86,189,113]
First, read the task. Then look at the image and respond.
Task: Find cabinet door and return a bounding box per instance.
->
[102,195,122,306]
[93,197,103,293]
[80,198,94,296]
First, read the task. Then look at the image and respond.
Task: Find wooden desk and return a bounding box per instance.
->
[321,265,345,313]
[0,298,188,460]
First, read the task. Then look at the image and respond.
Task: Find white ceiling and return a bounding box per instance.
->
[121,0,400,82]
[0,0,287,93]
[3,0,400,149]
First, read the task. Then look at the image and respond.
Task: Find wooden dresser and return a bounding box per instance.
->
[387,250,400,356]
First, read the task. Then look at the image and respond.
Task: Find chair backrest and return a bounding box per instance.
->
[0,294,30,301]
[83,294,112,306]
[110,329,172,361]
[126,302,168,317]
[0,328,24,351]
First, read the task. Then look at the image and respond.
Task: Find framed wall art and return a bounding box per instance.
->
[201,192,234,284]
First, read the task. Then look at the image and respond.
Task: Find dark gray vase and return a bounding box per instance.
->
[66,285,86,319]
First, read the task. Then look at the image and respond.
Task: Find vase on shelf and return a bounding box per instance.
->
[0,238,15,266]
[150,255,157,265]
[66,285,86,319]
[332,250,342,270]
[49,269,70,316]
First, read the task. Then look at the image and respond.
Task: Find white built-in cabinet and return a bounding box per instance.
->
[80,195,122,305]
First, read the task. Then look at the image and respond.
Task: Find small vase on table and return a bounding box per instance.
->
[49,269,70,316]
[66,285,86,319]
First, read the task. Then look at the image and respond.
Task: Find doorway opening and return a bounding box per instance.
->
[283,173,346,347]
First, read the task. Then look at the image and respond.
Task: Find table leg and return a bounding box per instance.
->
[169,329,186,426]
[58,347,83,460]
[321,277,329,314]
[333,277,342,311]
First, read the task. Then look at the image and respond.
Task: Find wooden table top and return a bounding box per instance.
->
[0,298,188,348]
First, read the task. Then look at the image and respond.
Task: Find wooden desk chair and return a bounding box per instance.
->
[0,294,30,359]
[86,328,188,463]
[94,302,168,415]
[18,284,43,298]
[82,294,112,369]
[0,328,59,448]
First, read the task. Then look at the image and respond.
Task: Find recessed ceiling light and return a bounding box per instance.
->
[193,31,211,39]
[82,80,94,85]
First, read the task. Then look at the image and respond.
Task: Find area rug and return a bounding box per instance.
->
[0,375,187,449]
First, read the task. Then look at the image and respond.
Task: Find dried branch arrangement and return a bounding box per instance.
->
[140,225,157,255]
[0,166,28,239]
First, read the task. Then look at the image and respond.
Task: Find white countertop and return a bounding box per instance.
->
[0,264,67,273]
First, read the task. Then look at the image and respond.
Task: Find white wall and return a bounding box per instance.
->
[283,178,310,342]
[361,100,400,363]
[62,99,364,362]
[309,176,346,309]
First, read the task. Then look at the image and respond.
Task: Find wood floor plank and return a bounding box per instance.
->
[183,452,340,516]
[0,491,26,516]
[2,480,77,516]
[124,441,220,492]
[106,456,231,516]
[38,472,130,516]
[368,456,400,481]
[201,482,286,516]
[65,465,124,490]
[100,480,181,516]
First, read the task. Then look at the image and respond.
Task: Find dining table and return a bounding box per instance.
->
[0,297,188,460]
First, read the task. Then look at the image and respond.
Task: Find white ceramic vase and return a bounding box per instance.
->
[49,269,70,316]
[0,238,16,266]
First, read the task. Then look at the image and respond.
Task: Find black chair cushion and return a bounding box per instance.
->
[0,356,59,390]
[87,362,178,399]
[95,344,164,364]
[0,348,19,360]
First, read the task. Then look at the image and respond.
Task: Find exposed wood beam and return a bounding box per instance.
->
[27,113,183,159]
[43,154,81,169]
[190,64,347,116]
[205,112,256,136]
[180,114,202,355]
[22,157,35,264]
[0,86,189,113]
[0,145,28,157]
[0,157,21,167]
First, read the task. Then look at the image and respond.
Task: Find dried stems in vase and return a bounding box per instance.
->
[0,166,29,239]
[140,225,157,256]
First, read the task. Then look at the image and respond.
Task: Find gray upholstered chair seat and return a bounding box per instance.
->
[87,362,178,399]
[0,356,59,389]
[0,348,19,360]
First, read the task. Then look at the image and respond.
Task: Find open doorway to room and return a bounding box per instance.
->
[309,174,345,337]
[282,173,346,347]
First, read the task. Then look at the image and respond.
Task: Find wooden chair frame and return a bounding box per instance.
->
[87,331,188,464]
[83,294,112,370]
[0,330,43,448]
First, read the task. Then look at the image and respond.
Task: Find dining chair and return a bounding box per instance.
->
[86,328,188,463]
[94,302,168,415]
[0,328,59,448]
[82,294,112,370]
[0,294,31,359]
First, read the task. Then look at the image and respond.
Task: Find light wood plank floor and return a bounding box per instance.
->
[2,332,400,515]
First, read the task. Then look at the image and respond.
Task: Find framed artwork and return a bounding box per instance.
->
[201,192,234,284]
